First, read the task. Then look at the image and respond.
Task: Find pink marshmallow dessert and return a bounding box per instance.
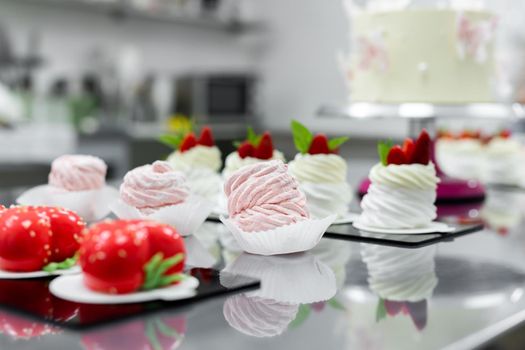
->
[110,161,214,236]
[17,154,118,222]
[220,160,336,256]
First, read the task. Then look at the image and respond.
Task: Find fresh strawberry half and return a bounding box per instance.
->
[79,220,186,294]
[308,134,330,155]
[0,207,52,272]
[236,128,275,160]
[386,145,407,165]
[253,132,274,159]
[379,129,431,166]
[197,126,215,147]
[33,207,86,263]
[179,133,198,153]
[411,129,431,165]
[237,141,255,159]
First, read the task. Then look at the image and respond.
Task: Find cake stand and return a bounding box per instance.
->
[317,103,525,203]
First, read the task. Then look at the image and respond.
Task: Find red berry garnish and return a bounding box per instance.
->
[402,138,415,162]
[254,132,274,160]
[384,300,403,316]
[500,129,511,139]
[237,141,255,159]
[412,129,431,165]
[386,145,407,165]
[197,126,214,147]
[308,134,330,155]
[179,133,198,152]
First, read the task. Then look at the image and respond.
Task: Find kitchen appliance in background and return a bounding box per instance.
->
[173,73,257,136]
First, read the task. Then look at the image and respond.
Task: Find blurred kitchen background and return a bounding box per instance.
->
[1,0,525,200]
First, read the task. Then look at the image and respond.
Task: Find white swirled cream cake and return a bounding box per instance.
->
[358,130,439,229]
[341,3,496,103]
[288,120,353,219]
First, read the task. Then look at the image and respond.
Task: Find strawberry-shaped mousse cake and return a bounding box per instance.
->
[358,130,439,229]
[288,120,352,219]
[222,127,285,178]
[79,220,186,294]
[0,206,85,272]
[225,160,309,232]
[120,161,190,215]
[163,126,222,202]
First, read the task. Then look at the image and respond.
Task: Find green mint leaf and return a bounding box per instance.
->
[289,304,311,329]
[377,140,393,166]
[327,298,346,311]
[42,255,78,273]
[376,298,387,322]
[291,120,313,154]
[233,141,242,148]
[158,134,183,150]
[328,136,350,151]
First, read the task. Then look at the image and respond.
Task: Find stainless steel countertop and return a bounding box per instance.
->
[0,161,524,350]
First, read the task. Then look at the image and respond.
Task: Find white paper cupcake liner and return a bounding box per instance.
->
[50,274,199,304]
[184,236,218,269]
[219,215,336,256]
[0,266,80,280]
[110,195,214,236]
[220,253,336,304]
[16,185,119,222]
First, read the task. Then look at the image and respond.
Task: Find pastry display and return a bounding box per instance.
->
[0,206,85,272]
[436,130,484,180]
[162,126,222,203]
[341,3,496,103]
[79,219,186,294]
[225,160,309,232]
[437,129,525,185]
[49,155,107,191]
[484,131,524,185]
[222,127,285,178]
[288,120,352,219]
[17,154,118,222]
[357,130,439,229]
[113,161,213,236]
[119,161,190,214]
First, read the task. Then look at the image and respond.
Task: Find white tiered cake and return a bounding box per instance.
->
[342,4,496,103]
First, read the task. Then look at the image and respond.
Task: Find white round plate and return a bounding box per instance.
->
[50,274,199,304]
[0,266,81,279]
[332,212,360,225]
[352,221,455,235]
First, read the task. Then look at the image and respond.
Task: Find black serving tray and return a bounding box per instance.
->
[323,223,485,248]
[0,268,259,330]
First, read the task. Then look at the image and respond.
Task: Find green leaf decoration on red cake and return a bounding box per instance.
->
[378,129,431,166]
[142,253,186,291]
[290,120,349,155]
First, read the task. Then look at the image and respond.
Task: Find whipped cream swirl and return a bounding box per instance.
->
[299,182,352,218]
[49,155,107,191]
[288,154,348,183]
[120,161,190,211]
[223,295,298,338]
[167,145,222,172]
[358,163,439,229]
[222,150,285,179]
[225,160,309,232]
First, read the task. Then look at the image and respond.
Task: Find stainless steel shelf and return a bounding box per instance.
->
[12,0,263,34]
[317,103,525,120]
